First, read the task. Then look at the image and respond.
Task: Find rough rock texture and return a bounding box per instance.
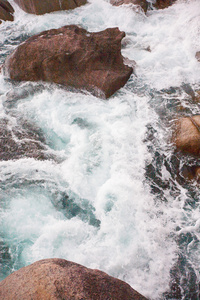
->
[3,25,133,98]
[154,0,176,9]
[0,117,49,160]
[172,116,200,156]
[14,0,87,15]
[181,165,200,182]
[194,90,200,102]
[196,51,200,62]
[111,0,148,13]
[194,167,200,181]
[0,258,147,300]
[0,0,14,23]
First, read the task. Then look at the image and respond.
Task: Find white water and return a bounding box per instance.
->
[0,1,200,299]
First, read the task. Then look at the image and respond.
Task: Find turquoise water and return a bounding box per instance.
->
[0,1,200,299]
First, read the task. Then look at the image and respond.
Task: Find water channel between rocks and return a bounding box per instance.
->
[0,0,200,299]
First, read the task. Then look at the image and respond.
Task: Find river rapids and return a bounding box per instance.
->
[0,1,200,299]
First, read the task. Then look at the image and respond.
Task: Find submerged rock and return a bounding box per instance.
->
[172,116,200,156]
[110,0,148,13]
[196,51,200,62]
[0,258,147,300]
[194,90,200,102]
[13,0,87,15]
[3,25,133,98]
[0,0,14,23]
[0,117,50,161]
[181,165,200,182]
[154,0,176,9]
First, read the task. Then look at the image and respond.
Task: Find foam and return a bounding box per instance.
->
[1,0,200,298]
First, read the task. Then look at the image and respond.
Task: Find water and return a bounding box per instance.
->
[0,0,200,299]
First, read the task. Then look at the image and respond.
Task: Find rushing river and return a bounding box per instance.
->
[0,0,200,299]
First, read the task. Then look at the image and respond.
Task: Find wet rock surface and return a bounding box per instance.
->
[154,0,176,9]
[0,258,147,300]
[172,116,200,156]
[3,25,133,98]
[196,51,200,62]
[110,0,148,13]
[0,0,14,23]
[13,0,87,15]
[0,117,50,160]
[180,164,200,182]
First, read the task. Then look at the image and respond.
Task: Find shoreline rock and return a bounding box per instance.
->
[3,25,133,98]
[0,258,147,300]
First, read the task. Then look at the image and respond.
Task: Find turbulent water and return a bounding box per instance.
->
[0,0,200,299]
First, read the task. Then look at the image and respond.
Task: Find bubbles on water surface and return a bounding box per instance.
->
[143,81,200,298]
[0,158,101,279]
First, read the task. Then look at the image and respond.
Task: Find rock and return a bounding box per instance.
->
[0,258,147,300]
[154,0,176,9]
[181,83,196,101]
[0,0,14,23]
[13,0,87,15]
[0,117,50,161]
[110,0,148,13]
[3,25,133,98]
[194,90,200,102]
[180,83,200,103]
[145,46,151,52]
[194,167,200,181]
[181,165,200,182]
[196,51,200,62]
[172,116,200,156]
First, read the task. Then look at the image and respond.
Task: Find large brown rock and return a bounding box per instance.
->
[14,0,87,15]
[172,116,200,156]
[0,0,14,23]
[111,0,148,13]
[3,25,133,98]
[0,258,147,300]
[154,0,176,9]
